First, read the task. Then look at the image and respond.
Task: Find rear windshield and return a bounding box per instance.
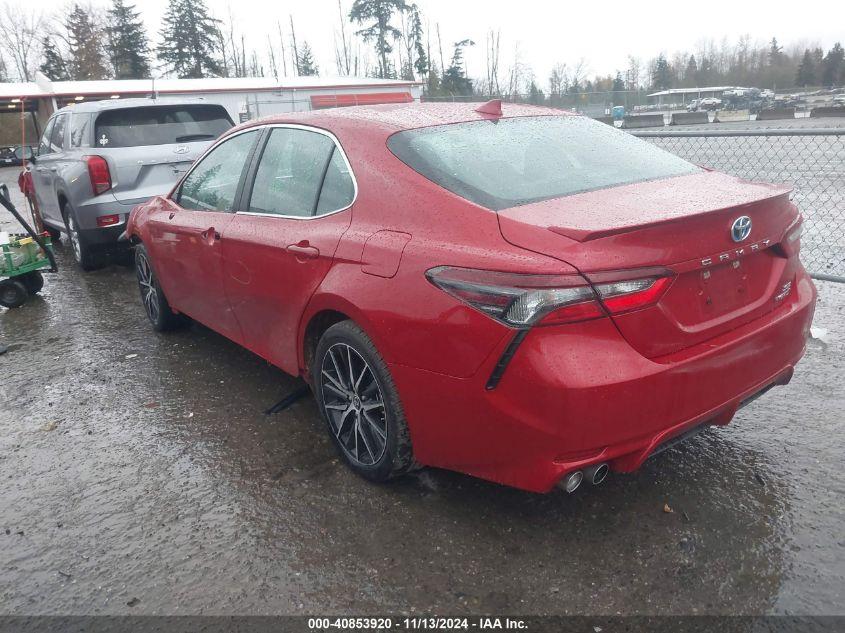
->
[94,104,233,148]
[387,115,700,210]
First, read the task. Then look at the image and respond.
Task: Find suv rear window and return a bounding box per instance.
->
[94,104,233,148]
[387,115,700,210]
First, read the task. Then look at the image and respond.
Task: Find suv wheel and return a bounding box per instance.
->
[314,321,415,482]
[63,207,100,271]
[134,243,184,331]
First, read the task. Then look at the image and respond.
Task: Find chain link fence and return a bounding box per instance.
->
[632,129,845,282]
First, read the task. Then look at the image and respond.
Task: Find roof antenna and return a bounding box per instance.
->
[474,99,502,117]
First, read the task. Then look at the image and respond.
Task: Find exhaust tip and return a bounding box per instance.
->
[585,463,610,485]
[561,471,583,494]
[590,464,610,486]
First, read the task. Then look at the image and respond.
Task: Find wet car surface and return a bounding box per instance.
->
[1,169,843,616]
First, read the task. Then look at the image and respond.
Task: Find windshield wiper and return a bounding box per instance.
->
[174,133,216,142]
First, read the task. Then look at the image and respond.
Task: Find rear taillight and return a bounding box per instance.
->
[84,155,111,195]
[426,266,673,328]
[586,269,674,316]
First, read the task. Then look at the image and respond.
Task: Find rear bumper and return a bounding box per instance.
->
[73,197,139,251]
[390,270,816,492]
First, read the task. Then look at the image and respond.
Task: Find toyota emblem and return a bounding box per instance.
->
[731,216,752,242]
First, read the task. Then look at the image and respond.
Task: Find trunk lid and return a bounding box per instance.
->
[98,142,207,203]
[498,171,799,358]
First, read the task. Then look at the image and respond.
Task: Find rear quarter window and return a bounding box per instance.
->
[94,104,234,148]
[387,115,700,210]
[70,113,91,147]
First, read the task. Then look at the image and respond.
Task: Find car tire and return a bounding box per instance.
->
[313,320,416,482]
[0,279,28,308]
[62,205,100,271]
[20,271,44,295]
[134,243,184,332]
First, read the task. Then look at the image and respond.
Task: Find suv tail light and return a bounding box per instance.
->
[84,155,111,195]
[426,266,674,328]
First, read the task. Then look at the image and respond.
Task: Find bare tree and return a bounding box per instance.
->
[289,14,300,76]
[335,0,351,75]
[549,62,566,96]
[0,4,43,81]
[436,23,444,79]
[267,34,278,77]
[506,43,525,97]
[276,21,288,77]
[485,29,500,95]
[625,55,641,90]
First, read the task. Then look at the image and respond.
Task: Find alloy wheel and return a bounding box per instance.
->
[320,343,388,466]
[136,252,160,323]
[67,215,82,263]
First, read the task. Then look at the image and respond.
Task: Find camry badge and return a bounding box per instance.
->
[731,216,752,242]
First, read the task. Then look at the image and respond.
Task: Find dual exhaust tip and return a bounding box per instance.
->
[561,463,609,493]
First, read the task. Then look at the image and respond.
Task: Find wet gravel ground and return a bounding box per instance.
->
[1,176,844,618]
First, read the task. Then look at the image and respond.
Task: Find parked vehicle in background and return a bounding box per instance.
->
[697,97,722,111]
[833,94,845,105]
[686,99,701,112]
[127,102,816,494]
[0,145,34,166]
[30,98,234,270]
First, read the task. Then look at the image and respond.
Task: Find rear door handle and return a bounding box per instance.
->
[286,242,319,260]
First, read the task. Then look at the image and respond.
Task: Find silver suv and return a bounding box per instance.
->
[31,97,234,269]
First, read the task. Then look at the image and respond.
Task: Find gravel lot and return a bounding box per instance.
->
[1,162,843,617]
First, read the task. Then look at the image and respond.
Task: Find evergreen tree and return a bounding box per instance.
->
[158,0,222,78]
[795,49,816,87]
[822,43,844,86]
[106,0,150,79]
[441,39,474,95]
[66,4,109,80]
[651,54,672,90]
[768,37,783,66]
[528,79,544,105]
[426,64,441,95]
[39,36,70,81]
[349,0,407,79]
[685,55,698,84]
[612,71,625,92]
[297,42,318,76]
[409,4,428,79]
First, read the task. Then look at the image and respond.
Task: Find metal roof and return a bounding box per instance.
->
[53,96,223,114]
[647,86,739,98]
[0,74,422,100]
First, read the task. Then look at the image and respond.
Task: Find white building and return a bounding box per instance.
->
[0,73,423,145]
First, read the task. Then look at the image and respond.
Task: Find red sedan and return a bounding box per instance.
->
[126,102,816,493]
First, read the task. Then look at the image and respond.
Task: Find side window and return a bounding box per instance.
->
[50,114,67,151]
[316,149,355,214]
[178,130,258,212]
[70,113,91,147]
[38,119,55,155]
[247,128,334,217]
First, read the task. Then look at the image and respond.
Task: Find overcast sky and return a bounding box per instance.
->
[38,0,845,83]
